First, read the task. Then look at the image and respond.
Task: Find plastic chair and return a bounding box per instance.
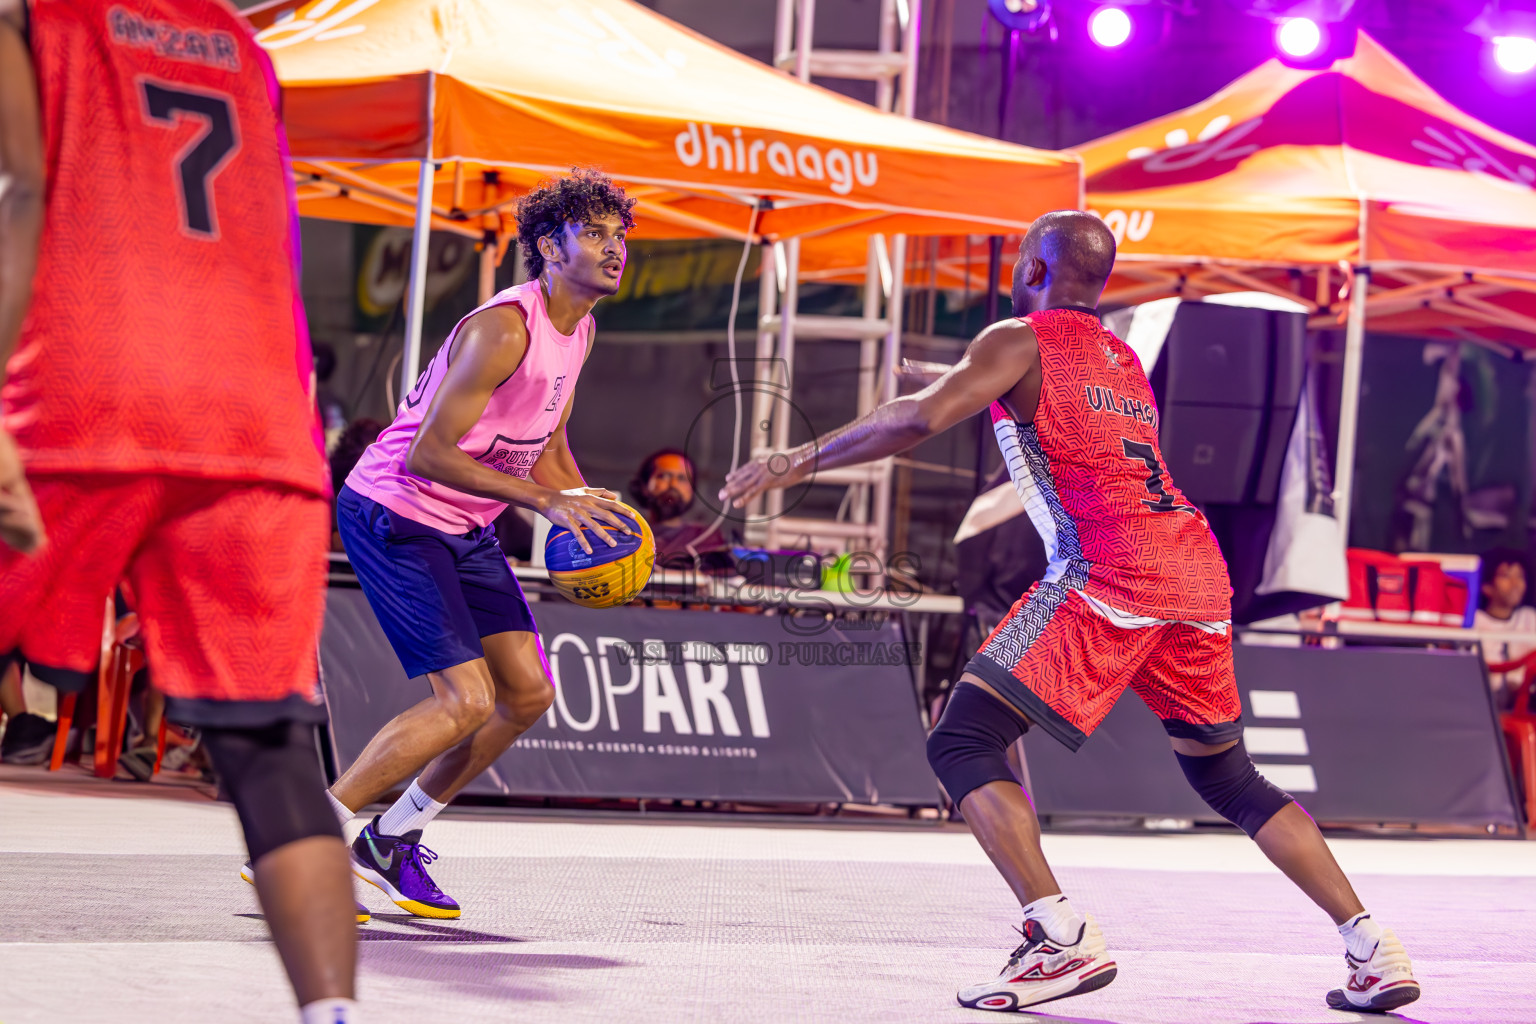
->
[94,631,146,779]
[47,692,77,771]
[48,596,116,772]
[95,613,167,780]
[44,599,166,778]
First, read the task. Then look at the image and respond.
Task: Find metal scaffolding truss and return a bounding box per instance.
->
[748,0,922,560]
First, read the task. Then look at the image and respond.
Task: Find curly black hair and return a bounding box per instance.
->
[1480,547,1532,608]
[516,168,637,280]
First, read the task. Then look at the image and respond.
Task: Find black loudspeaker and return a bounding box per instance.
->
[1152,303,1305,506]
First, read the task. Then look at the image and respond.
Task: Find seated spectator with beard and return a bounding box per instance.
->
[1475,547,1536,711]
[628,448,733,568]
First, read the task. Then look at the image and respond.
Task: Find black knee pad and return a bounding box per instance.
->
[1175,740,1293,838]
[202,721,342,863]
[926,683,1027,805]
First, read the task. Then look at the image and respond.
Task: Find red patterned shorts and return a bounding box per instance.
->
[0,475,329,725]
[965,583,1242,751]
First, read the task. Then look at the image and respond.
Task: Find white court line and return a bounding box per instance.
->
[1,942,1530,1024]
[4,788,1534,876]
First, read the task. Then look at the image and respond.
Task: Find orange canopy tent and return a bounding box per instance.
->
[805,32,1536,334]
[246,0,1080,394]
[1083,32,1536,336]
[1084,31,1536,534]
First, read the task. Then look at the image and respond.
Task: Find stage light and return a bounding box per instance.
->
[1090,6,1133,47]
[1468,3,1536,74]
[1277,16,1322,58]
[1493,35,1536,73]
[1268,6,1358,70]
[987,0,1051,34]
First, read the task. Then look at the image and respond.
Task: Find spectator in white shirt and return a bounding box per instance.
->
[1473,548,1536,711]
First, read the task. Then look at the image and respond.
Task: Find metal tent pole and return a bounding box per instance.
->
[746,242,778,544]
[882,234,907,406]
[400,156,436,402]
[767,237,801,535]
[1332,267,1369,544]
[872,233,907,559]
[399,73,437,403]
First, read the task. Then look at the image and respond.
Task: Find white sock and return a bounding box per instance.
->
[1021,894,1086,945]
[326,790,354,831]
[375,779,448,838]
[1339,910,1383,962]
[299,997,358,1024]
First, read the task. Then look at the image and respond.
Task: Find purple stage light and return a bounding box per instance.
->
[1493,35,1536,74]
[1089,6,1132,48]
[1276,17,1322,59]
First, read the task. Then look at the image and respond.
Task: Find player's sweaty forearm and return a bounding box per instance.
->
[405,437,562,515]
[790,397,933,475]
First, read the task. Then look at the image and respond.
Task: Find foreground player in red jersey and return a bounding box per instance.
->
[0,1,357,1020]
[721,212,1420,1016]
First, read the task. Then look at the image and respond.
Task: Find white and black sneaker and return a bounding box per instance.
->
[958,913,1117,1012]
[1326,928,1421,1013]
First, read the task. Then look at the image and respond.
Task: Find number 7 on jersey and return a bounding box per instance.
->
[1122,438,1195,514]
[139,79,241,239]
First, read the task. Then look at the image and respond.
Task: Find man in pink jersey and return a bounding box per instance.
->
[722,212,1418,1015]
[265,170,637,918]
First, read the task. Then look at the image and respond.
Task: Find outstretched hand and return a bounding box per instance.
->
[0,428,43,554]
[718,451,809,509]
[541,487,634,555]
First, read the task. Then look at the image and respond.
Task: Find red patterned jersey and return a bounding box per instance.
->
[2,0,325,496]
[991,307,1232,620]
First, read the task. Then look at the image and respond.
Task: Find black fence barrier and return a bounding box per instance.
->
[319,588,940,806]
[1020,638,1523,834]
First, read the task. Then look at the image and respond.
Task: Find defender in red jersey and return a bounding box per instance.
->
[721,212,1419,1016]
[0,2,357,1020]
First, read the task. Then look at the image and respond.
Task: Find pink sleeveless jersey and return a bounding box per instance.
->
[347,281,591,533]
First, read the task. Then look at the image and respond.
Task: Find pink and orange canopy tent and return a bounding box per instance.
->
[802,33,1536,534]
[248,0,1080,245]
[1085,32,1536,343]
[802,33,1536,345]
[1070,32,1536,534]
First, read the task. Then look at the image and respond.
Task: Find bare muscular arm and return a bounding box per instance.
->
[719,320,1041,508]
[0,0,46,553]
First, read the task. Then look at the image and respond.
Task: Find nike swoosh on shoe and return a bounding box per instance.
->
[365,834,394,871]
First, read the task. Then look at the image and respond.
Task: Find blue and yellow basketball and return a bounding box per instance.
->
[544,503,655,609]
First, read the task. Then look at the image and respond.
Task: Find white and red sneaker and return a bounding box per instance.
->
[1325,928,1421,1013]
[957,914,1117,1012]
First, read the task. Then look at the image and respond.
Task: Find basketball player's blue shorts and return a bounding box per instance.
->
[336,485,537,679]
